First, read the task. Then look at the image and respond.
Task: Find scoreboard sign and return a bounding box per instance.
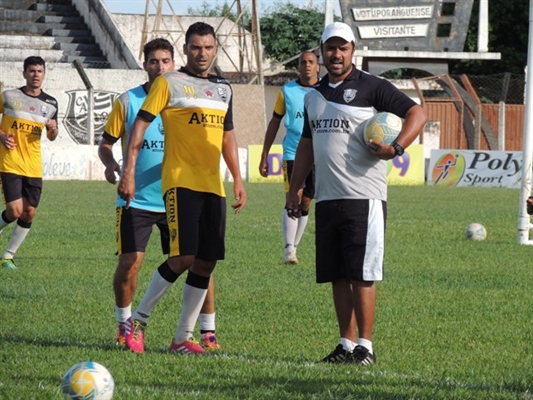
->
[339,0,473,52]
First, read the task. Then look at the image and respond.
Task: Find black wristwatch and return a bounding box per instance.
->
[391,141,405,156]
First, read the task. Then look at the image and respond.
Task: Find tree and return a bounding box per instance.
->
[187,0,244,23]
[449,0,528,75]
[258,2,326,69]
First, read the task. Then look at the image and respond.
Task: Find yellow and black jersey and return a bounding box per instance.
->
[0,87,58,177]
[137,67,233,197]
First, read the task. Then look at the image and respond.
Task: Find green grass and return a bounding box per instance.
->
[1,181,533,399]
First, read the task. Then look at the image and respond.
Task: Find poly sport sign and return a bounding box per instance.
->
[427,150,522,188]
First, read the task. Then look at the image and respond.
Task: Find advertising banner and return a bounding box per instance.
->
[387,144,424,185]
[249,144,425,185]
[427,149,522,188]
[248,144,284,183]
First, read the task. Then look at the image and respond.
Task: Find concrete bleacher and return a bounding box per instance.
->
[0,0,111,68]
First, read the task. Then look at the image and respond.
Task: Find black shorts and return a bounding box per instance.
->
[116,207,169,255]
[0,172,42,207]
[283,160,315,199]
[315,199,386,283]
[165,187,226,261]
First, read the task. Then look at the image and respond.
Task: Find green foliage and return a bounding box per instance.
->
[1,181,533,399]
[449,0,528,75]
[187,0,245,23]
[259,2,325,69]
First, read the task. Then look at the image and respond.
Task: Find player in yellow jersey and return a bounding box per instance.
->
[0,56,58,270]
[100,38,220,352]
[118,22,247,354]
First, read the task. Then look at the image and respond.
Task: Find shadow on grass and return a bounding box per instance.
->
[1,334,530,399]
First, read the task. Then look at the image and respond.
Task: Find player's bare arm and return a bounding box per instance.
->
[366,140,397,160]
[98,138,121,184]
[45,119,58,141]
[222,129,247,213]
[0,130,16,150]
[259,115,282,177]
[117,116,151,207]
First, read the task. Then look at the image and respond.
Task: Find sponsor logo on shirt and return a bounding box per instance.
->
[188,112,225,128]
[311,118,351,134]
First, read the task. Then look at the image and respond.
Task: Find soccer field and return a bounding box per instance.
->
[1,181,532,399]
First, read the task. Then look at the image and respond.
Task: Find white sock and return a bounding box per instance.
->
[2,250,15,260]
[340,337,357,352]
[282,209,298,249]
[116,305,131,324]
[358,338,373,354]
[199,312,216,332]
[174,284,208,343]
[4,223,30,258]
[132,270,173,324]
[294,214,309,247]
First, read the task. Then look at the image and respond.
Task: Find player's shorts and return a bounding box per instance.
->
[283,160,315,199]
[165,187,226,261]
[115,207,169,255]
[315,199,386,283]
[0,172,42,207]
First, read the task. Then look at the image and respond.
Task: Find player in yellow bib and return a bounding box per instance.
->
[118,22,247,354]
[0,56,58,270]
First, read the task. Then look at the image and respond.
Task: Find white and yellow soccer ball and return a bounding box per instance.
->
[61,361,114,400]
[465,223,487,241]
[363,112,403,146]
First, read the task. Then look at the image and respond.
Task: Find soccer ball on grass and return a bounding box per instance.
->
[465,223,487,241]
[61,361,114,400]
[363,112,403,147]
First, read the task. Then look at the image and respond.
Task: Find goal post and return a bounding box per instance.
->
[517,0,533,245]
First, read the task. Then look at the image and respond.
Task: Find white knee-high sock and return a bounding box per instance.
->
[282,209,298,248]
[294,214,309,247]
[174,283,208,343]
[132,269,174,324]
[4,222,31,259]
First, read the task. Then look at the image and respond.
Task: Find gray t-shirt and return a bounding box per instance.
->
[302,67,416,202]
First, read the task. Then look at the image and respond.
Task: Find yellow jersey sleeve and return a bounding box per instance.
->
[272,89,285,117]
[140,75,170,119]
[103,97,126,141]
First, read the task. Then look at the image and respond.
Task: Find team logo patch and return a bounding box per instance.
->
[41,106,48,117]
[217,87,227,101]
[29,106,36,113]
[63,90,118,144]
[204,90,214,98]
[343,89,357,103]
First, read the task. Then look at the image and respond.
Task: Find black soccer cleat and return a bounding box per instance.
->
[348,345,377,365]
[321,344,352,363]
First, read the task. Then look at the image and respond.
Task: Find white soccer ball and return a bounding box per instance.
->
[61,361,115,400]
[363,112,403,146]
[465,223,487,241]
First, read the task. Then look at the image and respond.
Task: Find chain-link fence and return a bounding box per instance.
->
[452,73,525,105]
